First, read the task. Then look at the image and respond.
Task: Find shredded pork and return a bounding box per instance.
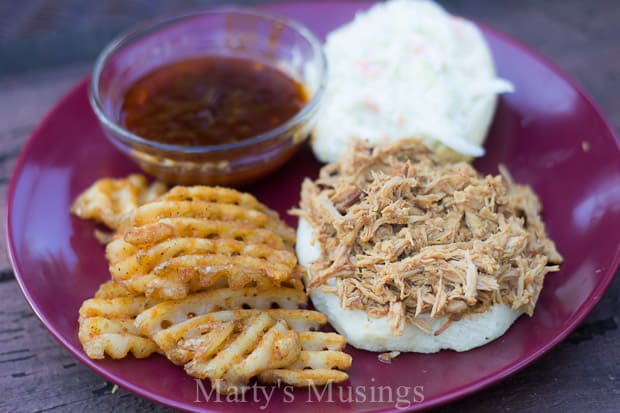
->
[294,139,562,336]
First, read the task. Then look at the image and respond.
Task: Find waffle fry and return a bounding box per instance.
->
[134,284,350,394]
[78,282,160,360]
[161,186,270,213]
[250,319,351,387]
[259,343,352,386]
[182,313,301,394]
[143,309,350,394]
[298,331,347,351]
[134,287,308,338]
[78,316,159,360]
[71,174,167,230]
[107,219,292,265]
[103,188,298,299]
[107,233,297,300]
[121,218,291,250]
[221,319,299,390]
[107,253,297,300]
[118,200,295,245]
[284,265,306,291]
[258,367,350,387]
[71,177,353,391]
[79,295,158,319]
[124,268,295,301]
[147,309,327,363]
[154,253,292,282]
[93,280,133,299]
[109,237,296,283]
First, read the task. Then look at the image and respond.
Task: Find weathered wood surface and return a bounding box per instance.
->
[0,1,618,412]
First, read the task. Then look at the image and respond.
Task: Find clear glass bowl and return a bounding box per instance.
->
[90,7,326,186]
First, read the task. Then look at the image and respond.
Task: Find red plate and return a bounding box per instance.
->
[7,2,620,412]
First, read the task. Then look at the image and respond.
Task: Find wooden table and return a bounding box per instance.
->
[1,1,618,412]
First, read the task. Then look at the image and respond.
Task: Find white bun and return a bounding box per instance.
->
[297,218,523,353]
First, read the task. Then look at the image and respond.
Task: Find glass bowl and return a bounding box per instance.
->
[90,7,326,186]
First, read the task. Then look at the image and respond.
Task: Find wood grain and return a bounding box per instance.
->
[0,281,171,413]
[0,1,618,412]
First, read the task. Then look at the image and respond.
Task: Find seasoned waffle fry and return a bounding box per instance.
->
[148,309,327,363]
[71,174,167,230]
[122,218,291,250]
[182,313,302,394]
[93,280,133,299]
[127,273,195,300]
[161,186,270,213]
[72,177,352,391]
[78,316,158,359]
[153,253,293,282]
[78,282,161,360]
[79,296,158,319]
[135,287,308,338]
[111,253,297,300]
[246,320,351,388]
[298,331,347,351]
[105,236,138,263]
[94,229,115,244]
[141,182,168,204]
[124,268,292,300]
[108,219,293,267]
[140,308,350,393]
[284,265,306,291]
[261,330,352,386]
[109,238,296,282]
[258,368,350,386]
[119,256,303,301]
[224,320,299,387]
[288,350,352,370]
[118,201,295,245]
[98,184,298,300]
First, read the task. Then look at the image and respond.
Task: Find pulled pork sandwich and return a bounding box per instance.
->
[293,139,562,353]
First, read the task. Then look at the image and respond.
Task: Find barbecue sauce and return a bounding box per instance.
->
[121,56,308,146]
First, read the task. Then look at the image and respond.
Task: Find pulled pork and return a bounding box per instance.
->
[294,139,562,336]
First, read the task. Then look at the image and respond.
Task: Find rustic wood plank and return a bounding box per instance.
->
[0,280,172,413]
[444,0,620,133]
[0,0,311,78]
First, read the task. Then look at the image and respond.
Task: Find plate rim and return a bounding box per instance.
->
[6,1,620,412]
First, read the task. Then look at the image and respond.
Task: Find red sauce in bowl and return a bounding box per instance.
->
[121,56,308,147]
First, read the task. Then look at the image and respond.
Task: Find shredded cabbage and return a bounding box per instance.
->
[312,0,514,162]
